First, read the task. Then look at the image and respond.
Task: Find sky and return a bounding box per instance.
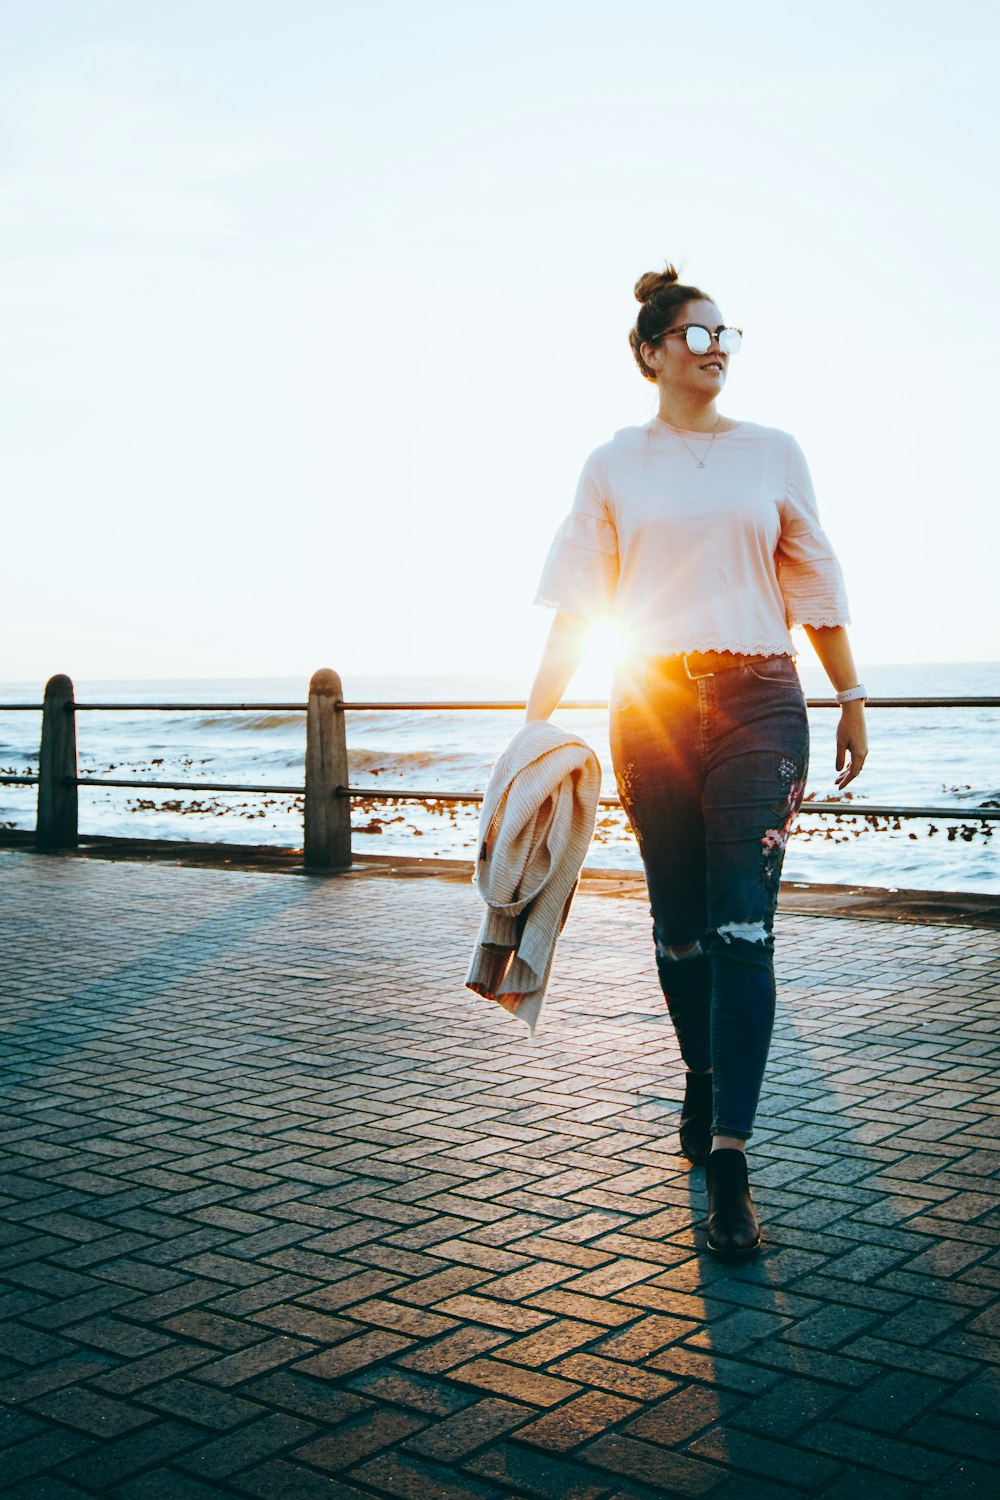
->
[2,0,999,688]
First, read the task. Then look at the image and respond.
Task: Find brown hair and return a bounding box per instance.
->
[629,263,712,382]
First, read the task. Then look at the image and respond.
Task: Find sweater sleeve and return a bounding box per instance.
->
[775,437,850,629]
[533,450,619,619]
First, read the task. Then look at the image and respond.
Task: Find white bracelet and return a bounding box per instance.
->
[835,683,867,704]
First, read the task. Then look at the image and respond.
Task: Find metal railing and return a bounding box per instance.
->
[1,670,997,869]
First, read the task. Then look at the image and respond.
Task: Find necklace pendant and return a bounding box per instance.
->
[696,459,705,469]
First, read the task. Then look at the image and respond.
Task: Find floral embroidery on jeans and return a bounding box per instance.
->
[762,775,806,853]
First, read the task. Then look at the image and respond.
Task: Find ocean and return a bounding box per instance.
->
[1,662,998,894]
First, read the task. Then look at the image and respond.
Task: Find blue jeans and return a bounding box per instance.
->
[610,654,810,1140]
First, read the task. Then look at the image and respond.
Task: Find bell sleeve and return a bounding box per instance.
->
[776,436,851,629]
[533,451,619,620]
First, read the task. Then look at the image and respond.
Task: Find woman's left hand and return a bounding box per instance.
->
[835,702,868,788]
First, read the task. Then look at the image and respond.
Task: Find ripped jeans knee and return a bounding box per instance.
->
[715,919,772,951]
[654,935,704,962]
[712,921,775,982]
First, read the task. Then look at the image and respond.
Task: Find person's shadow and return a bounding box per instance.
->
[545,893,998,1497]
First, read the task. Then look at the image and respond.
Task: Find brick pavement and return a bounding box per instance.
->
[0,847,998,1499]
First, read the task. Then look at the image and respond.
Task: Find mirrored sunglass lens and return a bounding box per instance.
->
[718,328,742,355]
[685,326,712,354]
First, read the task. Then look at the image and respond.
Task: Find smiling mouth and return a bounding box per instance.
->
[701,361,724,372]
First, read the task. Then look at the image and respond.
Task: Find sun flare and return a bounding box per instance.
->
[584,620,635,678]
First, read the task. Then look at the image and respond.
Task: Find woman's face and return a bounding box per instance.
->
[642,298,730,397]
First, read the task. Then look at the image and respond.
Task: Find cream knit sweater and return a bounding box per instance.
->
[466,721,601,1034]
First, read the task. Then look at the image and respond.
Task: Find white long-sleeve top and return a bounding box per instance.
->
[534,417,849,657]
[466,721,601,1035]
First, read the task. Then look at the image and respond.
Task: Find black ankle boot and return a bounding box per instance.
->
[705,1148,761,1256]
[679,1071,713,1165]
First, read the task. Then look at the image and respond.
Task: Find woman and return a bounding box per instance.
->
[525,264,868,1256]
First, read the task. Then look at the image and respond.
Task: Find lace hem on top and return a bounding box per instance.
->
[786,612,851,629]
[644,638,796,657]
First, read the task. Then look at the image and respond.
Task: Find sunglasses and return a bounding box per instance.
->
[660,324,743,356]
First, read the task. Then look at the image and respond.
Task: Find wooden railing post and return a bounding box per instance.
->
[304,668,351,870]
[36,673,78,851]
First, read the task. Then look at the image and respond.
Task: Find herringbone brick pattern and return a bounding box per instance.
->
[0,849,998,1498]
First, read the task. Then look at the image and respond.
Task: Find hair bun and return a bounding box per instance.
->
[634,264,680,304]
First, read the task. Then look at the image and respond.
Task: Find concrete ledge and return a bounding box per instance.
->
[1,828,997,928]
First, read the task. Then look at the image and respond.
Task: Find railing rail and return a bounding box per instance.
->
[2,696,1000,711]
[2,673,997,867]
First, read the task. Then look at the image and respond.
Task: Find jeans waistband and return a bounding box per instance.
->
[647,651,790,681]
